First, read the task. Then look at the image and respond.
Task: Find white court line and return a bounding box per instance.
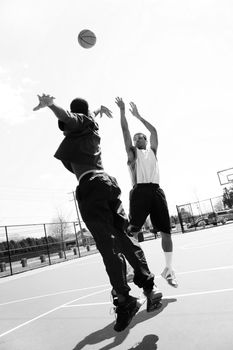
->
[0,254,100,284]
[64,301,112,307]
[0,287,111,339]
[176,265,233,276]
[63,287,233,308]
[1,284,233,338]
[0,283,109,307]
[180,239,233,250]
[1,265,232,307]
[165,287,233,299]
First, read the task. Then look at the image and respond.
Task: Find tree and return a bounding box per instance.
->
[47,211,69,250]
[222,187,233,209]
[213,198,224,212]
[179,207,192,222]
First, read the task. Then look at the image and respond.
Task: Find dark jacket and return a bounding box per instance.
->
[54,112,104,173]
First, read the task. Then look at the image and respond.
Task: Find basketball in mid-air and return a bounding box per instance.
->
[78,29,97,49]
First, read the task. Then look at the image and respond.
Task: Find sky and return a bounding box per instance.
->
[0,0,233,227]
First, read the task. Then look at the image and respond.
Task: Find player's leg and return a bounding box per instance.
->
[115,230,163,311]
[150,186,178,288]
[108,179,163,312]
[76,174,144,331]
[160,232,178,287]
[112,183,150,285]
[128,185,151,237]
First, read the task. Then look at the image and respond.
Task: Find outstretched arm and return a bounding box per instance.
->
[115,97,134,162]
[33,94,55,111]
[129,102,158,155]
[33,94,112,127]
[93,105,113,118]
[33,94,77,123]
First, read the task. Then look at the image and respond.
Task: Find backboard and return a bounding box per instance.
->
[227,174,233,183]
[217,167,233,185]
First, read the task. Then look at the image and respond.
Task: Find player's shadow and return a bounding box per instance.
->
[127,334,159,349]
[72,298,176,350]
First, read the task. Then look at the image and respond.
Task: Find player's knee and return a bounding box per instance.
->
[160,231,171,239]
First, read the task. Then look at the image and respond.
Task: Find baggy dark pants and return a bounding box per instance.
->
[76,172,154,296]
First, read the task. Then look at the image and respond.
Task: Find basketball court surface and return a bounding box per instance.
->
[0,225,232,350]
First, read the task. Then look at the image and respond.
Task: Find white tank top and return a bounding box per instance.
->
[128,148,160,185]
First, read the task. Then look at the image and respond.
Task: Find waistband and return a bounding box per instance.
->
[134,183,160,188]
[79,170,104,184]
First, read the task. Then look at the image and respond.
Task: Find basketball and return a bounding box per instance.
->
[78,29,97,49]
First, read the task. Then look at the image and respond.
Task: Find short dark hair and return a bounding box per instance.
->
[70,98,89,115]
[133,133,147,141]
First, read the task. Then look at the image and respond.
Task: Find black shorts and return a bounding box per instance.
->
[129,183,171,233]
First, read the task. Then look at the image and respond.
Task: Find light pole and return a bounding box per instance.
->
[68,191,85,243]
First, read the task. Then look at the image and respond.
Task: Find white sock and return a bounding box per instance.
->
[164,252,173,270]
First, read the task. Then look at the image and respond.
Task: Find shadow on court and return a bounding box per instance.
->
[73,298,176,350]
[127,334,159,349]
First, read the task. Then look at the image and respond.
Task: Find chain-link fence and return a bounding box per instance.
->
[3,195,228,278]
[176,195,233,232]
[0,217,183,278]
[0,222,97,278]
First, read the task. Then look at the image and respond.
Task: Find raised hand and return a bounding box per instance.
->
[33,94,55,111]
[129,102,140,118]
[100,105,113,118]
[115,97,125,111]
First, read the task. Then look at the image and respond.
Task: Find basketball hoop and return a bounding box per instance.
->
[217,167,233,186]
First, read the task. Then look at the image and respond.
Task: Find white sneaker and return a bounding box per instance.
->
[161,267,178,288]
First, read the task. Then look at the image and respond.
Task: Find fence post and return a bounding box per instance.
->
[5,226,13,275]
[189,203,197,231]
[176,206,185,233]
[210,198,215,213]
[73,222,81,257]
[72,191,85,244]
[43,224,51,265]
[60,228,66,260]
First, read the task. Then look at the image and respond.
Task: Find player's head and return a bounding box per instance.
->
[133,133,147,149]
[70,98,89,115]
